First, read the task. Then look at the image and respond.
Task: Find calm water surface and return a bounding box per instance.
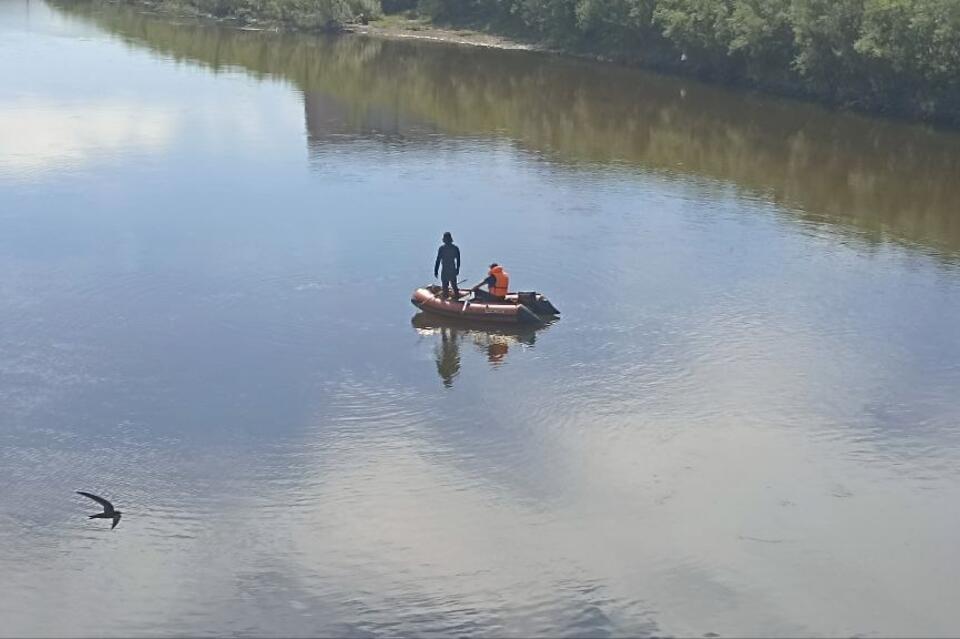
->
[2,1,960,636]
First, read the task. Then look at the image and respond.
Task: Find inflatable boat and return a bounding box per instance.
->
[411,285,560,325]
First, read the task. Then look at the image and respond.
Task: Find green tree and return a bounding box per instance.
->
[789,0,866,97]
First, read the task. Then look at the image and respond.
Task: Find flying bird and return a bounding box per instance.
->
[77,491,122,529]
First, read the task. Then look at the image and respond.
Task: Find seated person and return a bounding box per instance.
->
[472,263,510,302]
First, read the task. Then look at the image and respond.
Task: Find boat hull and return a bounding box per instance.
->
[412,287,545,325]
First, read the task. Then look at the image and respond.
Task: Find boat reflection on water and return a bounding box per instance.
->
[411,312,555,387]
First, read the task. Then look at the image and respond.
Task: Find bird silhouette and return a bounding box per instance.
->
[77,491,121,529]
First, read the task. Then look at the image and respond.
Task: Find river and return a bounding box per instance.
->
[2,1,960,636]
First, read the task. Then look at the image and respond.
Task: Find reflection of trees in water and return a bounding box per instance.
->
[412,313,549,388]
[58,1,960,258]
[302,91,437,144]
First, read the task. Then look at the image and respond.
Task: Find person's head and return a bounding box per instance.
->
[489,263,499,269]
[442,232,453,244]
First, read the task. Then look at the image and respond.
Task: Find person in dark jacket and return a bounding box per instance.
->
[434,232,461,298]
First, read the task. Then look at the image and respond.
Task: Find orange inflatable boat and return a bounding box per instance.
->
[411,285,560,325]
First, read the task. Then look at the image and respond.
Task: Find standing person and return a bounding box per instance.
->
[471,263,509,302]
[434,231,461,298]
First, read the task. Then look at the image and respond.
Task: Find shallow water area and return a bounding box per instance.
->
[2,1,960,636]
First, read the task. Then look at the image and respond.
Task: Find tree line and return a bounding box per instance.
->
[139,0,379,30]
[120,0,960,124]
[403,0,960,124]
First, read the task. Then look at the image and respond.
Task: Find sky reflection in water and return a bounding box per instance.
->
[1,1,960,636]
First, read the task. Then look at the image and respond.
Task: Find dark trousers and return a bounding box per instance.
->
[472,289,504,303]
[441,271,459,297]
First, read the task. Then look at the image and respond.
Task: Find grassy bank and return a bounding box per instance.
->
[393,0,960,126]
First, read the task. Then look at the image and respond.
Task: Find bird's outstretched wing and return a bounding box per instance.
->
[111,514,121,530]
[77,491,115,513]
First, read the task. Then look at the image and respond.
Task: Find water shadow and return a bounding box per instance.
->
[411,311,555,388]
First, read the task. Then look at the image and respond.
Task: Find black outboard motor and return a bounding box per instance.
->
[517,292,560,316]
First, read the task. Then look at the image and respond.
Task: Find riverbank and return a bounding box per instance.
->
[109,0,960,127]
[383,2,960,129]
[369,15,960,129]
[112,0,380,31]
[112,1,542,48]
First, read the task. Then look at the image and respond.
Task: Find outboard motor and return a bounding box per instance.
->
[517,292,560,316]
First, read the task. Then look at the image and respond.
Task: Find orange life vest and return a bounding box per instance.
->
[489,265,509,298]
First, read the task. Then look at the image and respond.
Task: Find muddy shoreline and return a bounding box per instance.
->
[105,2,560,55]
[349,18,543,53]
